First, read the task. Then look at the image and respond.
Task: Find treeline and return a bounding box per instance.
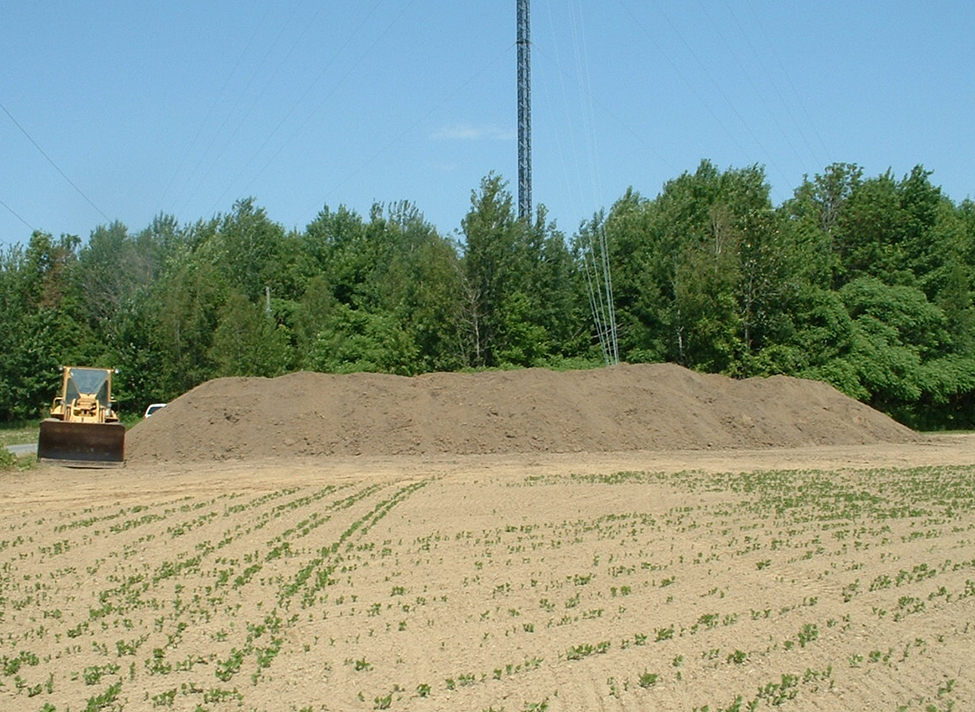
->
[2,162,974,429]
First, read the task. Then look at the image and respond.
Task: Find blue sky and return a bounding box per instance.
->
[1,1,973,249]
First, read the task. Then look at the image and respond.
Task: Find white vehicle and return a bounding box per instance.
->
[143,403,167,418]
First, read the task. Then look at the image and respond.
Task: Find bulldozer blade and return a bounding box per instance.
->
[37,419,126,468]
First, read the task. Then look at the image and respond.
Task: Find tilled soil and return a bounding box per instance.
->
[4,367,972,712]
[3,439,975,712]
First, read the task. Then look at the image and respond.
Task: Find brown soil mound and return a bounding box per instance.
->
[126,363,918,463]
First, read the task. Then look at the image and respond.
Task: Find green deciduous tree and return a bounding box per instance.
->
[460,174,521,367]
[153,252,227,396]
[460,175,581,367]
[209,291,290,378]
[3,164,975,429]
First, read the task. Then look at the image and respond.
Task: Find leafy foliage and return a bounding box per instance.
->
[1,162,974,428]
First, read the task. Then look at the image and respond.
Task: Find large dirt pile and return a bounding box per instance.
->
[126,364,918,464]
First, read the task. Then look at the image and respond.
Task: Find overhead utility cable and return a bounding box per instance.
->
[306,42,511,224]
[0,99,110,223]
[219,0,395,213]
[0,196,36,232]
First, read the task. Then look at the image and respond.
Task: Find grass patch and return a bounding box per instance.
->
[0,448,35,472]
[0,423,39,448]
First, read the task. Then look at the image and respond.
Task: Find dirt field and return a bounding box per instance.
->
[1,366,974,712]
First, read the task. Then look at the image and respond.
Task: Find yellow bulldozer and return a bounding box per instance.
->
[37,366,125,467]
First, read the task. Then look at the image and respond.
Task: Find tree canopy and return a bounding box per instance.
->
[2,162,974,430]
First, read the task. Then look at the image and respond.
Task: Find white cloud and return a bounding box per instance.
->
[432,123,516,141]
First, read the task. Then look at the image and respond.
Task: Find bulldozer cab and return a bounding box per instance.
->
[38,366,125,467]
[65,367,111,407]
[56,367,118,423]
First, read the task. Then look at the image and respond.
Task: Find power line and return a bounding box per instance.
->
[533,45,677,175]
[641,0,792,190]
[219,0,395,213]
[613,2,751,163]
[741,0,832,165]
[161,3,277,209]
[0,99,111,223]
[306,44,514,225]
[579,214,619,366]
[539,0,586,221]
[0,196,36,232]
[568,0,608,216]
[171,1,307,216]
[697,1,809,172]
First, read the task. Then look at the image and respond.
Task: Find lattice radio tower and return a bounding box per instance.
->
[517,0,531,220]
